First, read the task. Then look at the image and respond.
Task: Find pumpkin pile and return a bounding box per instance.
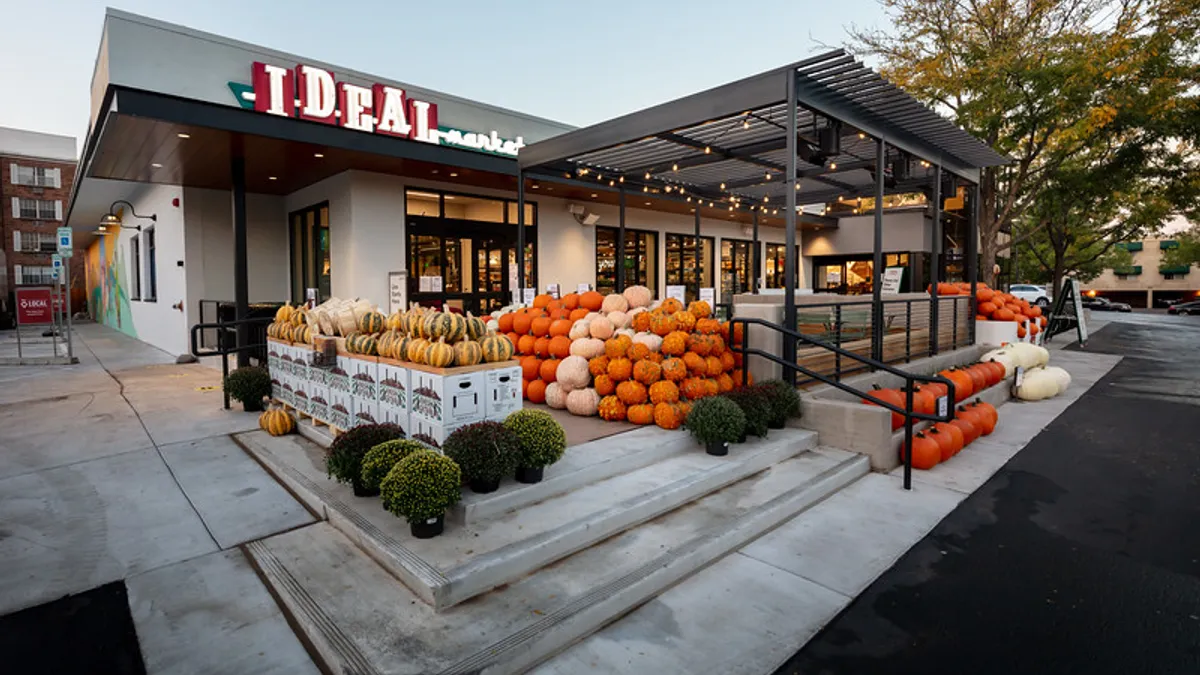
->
[861,360,1005,432]
[355,303,514,367]
[900,398,998,470]
[266,302,316,345]
[973,287,1048,339]
[509,286,747,430]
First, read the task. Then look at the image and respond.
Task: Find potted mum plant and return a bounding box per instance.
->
[756,379,802,429]
[442,421,521,494]
[225,365,272,412]
[722,387,771,441]
[683,396,746,456]
[503,409,567,483]
[326,423,406,496]
[380,449,461,538]
[360,439,429,496]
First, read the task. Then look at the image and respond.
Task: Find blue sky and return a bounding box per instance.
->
[0,0,884,146]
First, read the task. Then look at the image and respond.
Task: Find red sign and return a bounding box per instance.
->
[16,287,54,325]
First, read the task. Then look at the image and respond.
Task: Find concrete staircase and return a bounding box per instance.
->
[238,426,867,675]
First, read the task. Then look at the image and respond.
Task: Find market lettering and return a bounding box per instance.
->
[249,62,523,157]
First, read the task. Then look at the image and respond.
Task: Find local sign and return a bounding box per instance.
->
[15,287,54,325]
[232,62,526,157]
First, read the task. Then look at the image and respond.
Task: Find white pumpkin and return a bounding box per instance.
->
[545,382,568,409]
[1043,366,1071,394]
[981,349,1017,377]
[615,327,636,338]
[632,332,663,352]
[566,387,601,416]
[601,293,629,313]
[585,311,602,321]
[623,285,654,309]
[608,310,630,329]
[1005,342,1041,369]
[486,319,500,332]
[569,337,606,360]
[569,319,592,341]
[589,316,615,339]
[556,355,592,392]
[1016,368,1058,401]
[1031,344,1050,367]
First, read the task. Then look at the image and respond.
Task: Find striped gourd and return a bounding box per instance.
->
[259,408,295,436]
[294,325,313,345]
[290,308,308,327]
[280,323,294,342]
[464,313,487,341]
[275,303,294,323]
[358,311,385,334]
[344,331,362,353]
[357,334,378,355]
[394,335,413,362]
[407,306,429,338]
[407,338,431,364]
[426,338,455,368]
[453,340,483,367]
[385,311,406,333]
[480,333,515,363]
[426,311,467,342]
[267,322,279,339]
[377,330,402,359]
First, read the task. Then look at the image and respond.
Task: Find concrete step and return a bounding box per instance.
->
[238,427,818,610]
[246,447,868,675]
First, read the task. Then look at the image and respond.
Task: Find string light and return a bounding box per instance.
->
[709,201,715,207]
[763,196,770,203]
[644,172,651,180]
[858,132,866,139]
[665,185,672,193]
[743,119,750,129]
[619,176,625,183]
[687,196,692,202]
[672,163,679,172]
[720,182,726,190]
[830,162,838,170]
[704,146,711,154]
[773,209,779,215]
[795,183,801,190]
[764,172,771,180]
[609,180,615,187]
[644,186,649,193]
[578,168,589,175]
[838,196,844,202]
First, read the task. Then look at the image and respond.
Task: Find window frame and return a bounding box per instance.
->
[595,225,659,295]
[130,235,142,301]
[144,226,157,302]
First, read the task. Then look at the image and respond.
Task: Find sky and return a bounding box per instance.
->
[0,0,884,146]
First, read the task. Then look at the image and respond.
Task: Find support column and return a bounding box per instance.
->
[752,210,760,293]
[929,165,942,355]
[517,170,526,299]
[232,155,249,367]
[693,207,701,301]
[783,73,798,383]
[967,182,980,345]
[871,138,885,362]
[617,186,627,293]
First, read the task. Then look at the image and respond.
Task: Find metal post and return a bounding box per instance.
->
[617,185,626,293]
[871,138,886,362]
[232,155,250,367]
[783,73,798,384]
[967,183,980,345]
[752,210,760,293]
[903,383,914,490]
[65,263,74,361]
[693,207,701,301]
[929,165,941,356]
[517,170,527,296]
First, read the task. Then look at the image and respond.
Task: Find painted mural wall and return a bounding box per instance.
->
[85,234,137,338]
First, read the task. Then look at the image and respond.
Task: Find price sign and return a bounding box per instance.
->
[523,288,536,305]
[936,395,948,418]
[387,272,405,314]
[699,288,715,306]
[577,283,591,294]
[666,285,686,303]
[547,283,560,299]
[880,267,904,294]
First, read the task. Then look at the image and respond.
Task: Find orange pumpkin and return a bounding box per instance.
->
[704,356,723,377]
[720,351,735,372]
[549,335,572,359]
[527,379,547,404]
[695,318,721,335]
[680,377,709,400]
[683,352,707,375]
[662,331,689,356]
[531,316,552,337]
[708,334,726,356]
[1027,305,1043,318]
[546,299,563,312]
[661,357,687,381]
[672,311,697,332]
[688,300,712,319]
[649,380,680,404]
[649,313,677,336]
[993,308,1016,321]
[605,336,630,359]
[548,308,570,321]
[646,351,664,364]
[632,311,652,333]
[594,374,616,396]
[533,294,552,309]
[653,401,686,430]
[517,334,536,355]
[627,343,651,362]
[899,431,940,470]
[724,321,744,345]
[607,357,633,382]
[589,355,610,377]
[716,373,734,392]
[627,403,655,425]
[976,287,995,302]
[497,313,515,333]
[617,380,648,405]
[549,319,573,337]
[633,359,662,385]
[522,378,529,399]
[1017,324,1027,338]
[598,395,627,421]
[513,312,535,335]
[521,356,542,380]
[659,298,683,314]
[978,301,997,316]
[569,308,589,321]
[540,358,560,383]
[937,368,975,402]
[580,291,604,311]
[688,333,712,357]
[534,336,551,358]
[561,293,580,310]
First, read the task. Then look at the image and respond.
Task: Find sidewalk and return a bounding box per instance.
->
[0,324,318,674]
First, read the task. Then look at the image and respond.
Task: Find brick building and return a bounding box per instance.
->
[0,127,79,323]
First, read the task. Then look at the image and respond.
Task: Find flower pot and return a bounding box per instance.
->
[242,398,264,413]
[768,418,786,430]
[469,477,501,494]
[738,429,748,443]
[706,440,729,456]
[351,477,379,498]
[515,466,544,484]
[410,514,444,539]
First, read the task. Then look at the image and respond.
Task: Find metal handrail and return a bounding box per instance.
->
[730,316,957,490]
[190,316,274,409]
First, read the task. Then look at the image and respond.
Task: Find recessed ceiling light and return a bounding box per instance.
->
[177,133,190,139]
[590,193,598,198]
[532,184,540,189]
[645,201,651,206]
[314,153,324,158]
[431,169,438,174]
[268,176,277,181]
[151,163,162,168]
[450,172,458,177]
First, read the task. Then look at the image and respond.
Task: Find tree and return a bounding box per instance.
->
[1160,223,1200,268]
[849,0,1200,286]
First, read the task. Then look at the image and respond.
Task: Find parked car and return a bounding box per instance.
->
[1082,296,1132,312]
[1167,300,1200,315]
[1008,284,1052,307]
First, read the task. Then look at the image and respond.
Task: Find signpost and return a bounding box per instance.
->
[56,227,74,360]
[880,267,905,295]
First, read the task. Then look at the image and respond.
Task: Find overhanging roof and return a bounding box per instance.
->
[520,50,1007,212]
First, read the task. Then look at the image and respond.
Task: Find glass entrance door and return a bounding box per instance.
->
[720,239,757,306]
[289,202,330,304]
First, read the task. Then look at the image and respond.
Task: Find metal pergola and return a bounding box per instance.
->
[516,49,1008,380]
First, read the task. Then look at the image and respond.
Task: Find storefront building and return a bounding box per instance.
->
[69,10,977,357]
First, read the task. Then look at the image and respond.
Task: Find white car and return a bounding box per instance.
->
[1008,284,1053,307]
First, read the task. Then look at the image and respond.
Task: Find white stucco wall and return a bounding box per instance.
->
[802,209,930,258]
[117,184,189,355]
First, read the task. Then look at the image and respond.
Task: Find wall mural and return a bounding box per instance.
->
[86,236,137,338]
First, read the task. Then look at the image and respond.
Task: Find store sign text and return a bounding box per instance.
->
[248,62,525,157]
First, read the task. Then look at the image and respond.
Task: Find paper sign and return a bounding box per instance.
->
[880,267,905,294]
[666,285,686,303]
[430,276,443,293]
[419,276,431,293]
[699,288,715,306]
[547,283,560,299]
[388,272,405,314]
[523,288,536,305]
[936,395,948,418]
[577,283,591,294]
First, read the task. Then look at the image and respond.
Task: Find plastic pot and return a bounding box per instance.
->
[706,440,729,456]
[738,429,748,443]
[352,477,380,498]
[242,398,264,413]
[768,418,786,430]
[469,477,501,494]
[515,466,544,484]
[410,514,445,539]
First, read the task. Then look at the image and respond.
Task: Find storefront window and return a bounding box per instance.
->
[764,244,801,289]
[720,239,758,306]
[290,202,330,303]
[596,227,657,295]
[810,253,912,295]
[666,234,714,303]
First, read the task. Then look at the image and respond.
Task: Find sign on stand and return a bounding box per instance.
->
[546,283,560,299]
[16,287,54,325]
[387,271,406,314]
[576,283,591,294]
[666,285,686,303]
[1044,278,1087,346]
[699,288,715,307]
[522,288,536,305]
[880,267,905,294]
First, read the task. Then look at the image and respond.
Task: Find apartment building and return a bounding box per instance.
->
[1084,236,1199,307]
[0,127,78,322]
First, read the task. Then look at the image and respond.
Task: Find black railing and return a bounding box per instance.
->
[190,315,275,410]
[730,316,957,490]
[790,295,973,385]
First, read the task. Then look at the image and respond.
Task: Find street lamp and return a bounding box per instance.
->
[97,200,156,234]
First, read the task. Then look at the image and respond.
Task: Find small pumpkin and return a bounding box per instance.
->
[616,380,648,405]
[672,311,696,333]
[623,285,654,309]
[649,313,676,337]
[662,331,688,356]
[627,343,651,362]
[527,379,548,404]
[275,303,295,324]
[598,395,628,421]
[688,300,712,319]
[549,335,572,359]
[259,408,295,436]
[480,333,515,362]
[649,380,680,404]
[453,340,483,367]
[545,382,567,409]
[358,310,386,334]
[569,337,606,360]
[653,401,687,430]
[426,338,455,368]
[900,432,940,470]
[566,387,601,416]
[540,358,561,383]
[633,359,662,385]
[601,293,629,314]
[606,357,633,382]
[594,374,616,396]
[631,311,653,333]
[580,291,605,312]
[556,355,592,392]
[661,357,687,382]
[627,403,655,425]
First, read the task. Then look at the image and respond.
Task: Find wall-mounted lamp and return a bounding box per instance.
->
[97,200,156,234]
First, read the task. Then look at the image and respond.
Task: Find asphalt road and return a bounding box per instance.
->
[776,312,1200,675]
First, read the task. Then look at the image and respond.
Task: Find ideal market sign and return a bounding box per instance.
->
[229,62,525,158]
